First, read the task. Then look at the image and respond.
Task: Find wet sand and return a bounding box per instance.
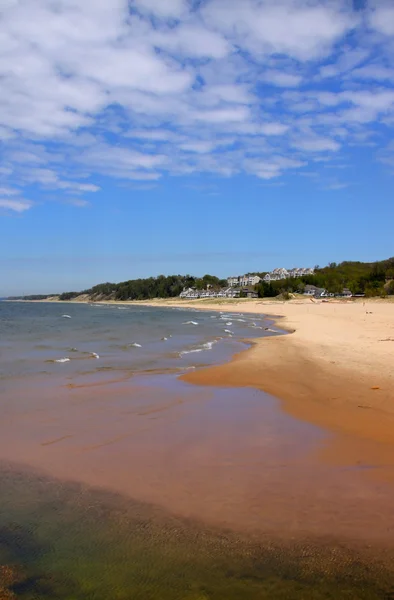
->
[130,298,394,449]
[30,296,394,447]
[2,372,394,549]
[3,299,394,596]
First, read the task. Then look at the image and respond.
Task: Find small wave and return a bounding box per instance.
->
[236,318,246,322]
[90,352,100,359]
[50,357,70,363]
[62,314,71,319]
[130,342,141,348]
[161,337,168,341]
[225,322,232,326]
[179,339,217,356]
[117,307,128,310]
[182,321,199,325]
[202,341,216,350]
[224,329,234,334]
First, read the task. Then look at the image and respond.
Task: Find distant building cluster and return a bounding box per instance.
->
[263,267,315,282]
[180,287,243,299]
[227,274,262,287]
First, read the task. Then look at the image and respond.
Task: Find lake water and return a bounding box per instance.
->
[0,301,278,385]
[1,301,394,599]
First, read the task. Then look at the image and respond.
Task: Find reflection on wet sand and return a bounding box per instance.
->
[2,373,394,549]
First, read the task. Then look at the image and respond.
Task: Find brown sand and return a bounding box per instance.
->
[24,296,394,446]
[134,298,394,449]
[3,375,394,546]
[3,297,394,546]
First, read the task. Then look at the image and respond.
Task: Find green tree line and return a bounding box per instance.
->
[257,258,394,298]
[8,258,394,302]
[57,274,228,301]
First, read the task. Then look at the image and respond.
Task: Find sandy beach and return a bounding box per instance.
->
[3,299,394,576]
[122,297,394,454]
[26,295,394,448]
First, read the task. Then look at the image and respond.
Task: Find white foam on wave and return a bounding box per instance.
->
[224,329,234,334]
[179,339,217,356]
[54,357,70,363]
[161,337,168,341]
[62,315,71,319]
[90,352,100,359]
[225,322,232,326]
[130,342,141,348]
[182,321,199,325]
[179,348,203,355]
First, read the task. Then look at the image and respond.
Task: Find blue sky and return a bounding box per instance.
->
[1,0,394,295]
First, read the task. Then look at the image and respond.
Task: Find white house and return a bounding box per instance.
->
[248,275,261,286]
[228,274,261,287]
[304,285,327,297]
[264,267,315,282]
[179,287,199,298]
[272,268,290,279]
[227,276,240,287]
[179,287,241,299]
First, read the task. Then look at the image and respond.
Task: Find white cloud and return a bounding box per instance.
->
[190,107,250,123]
[319,48,369,79]
[245,155,306,179]
[152,25,230,59]
[179,141,217,153]
[260,123,289,135]
[0,187,19,196]
[369,5,394,36]
[261,70,302,88]
[350,65,394,81]
[202,0,357,60]
[0,198,32,212]
[133,0,187,19]
[0,0,394,203]
[292,136,340,152]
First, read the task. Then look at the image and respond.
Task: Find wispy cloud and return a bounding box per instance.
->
[1,0,394,213]
[0,198,32,213]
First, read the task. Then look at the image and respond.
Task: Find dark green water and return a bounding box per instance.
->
[1,464,394,599]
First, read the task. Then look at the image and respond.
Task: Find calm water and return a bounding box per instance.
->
[1,302,394,598]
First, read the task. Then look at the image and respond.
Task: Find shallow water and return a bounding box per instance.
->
[2,464,394,600]
[0,302,277,385]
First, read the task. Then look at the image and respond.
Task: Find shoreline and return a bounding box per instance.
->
[146,298,394,452]
[3,299,394,557]
[6,296,394,450]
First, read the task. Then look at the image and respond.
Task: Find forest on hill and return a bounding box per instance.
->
[257,258,394,298]
[7,258,394,301]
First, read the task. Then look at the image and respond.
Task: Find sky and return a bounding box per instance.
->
[1,0,394,295]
